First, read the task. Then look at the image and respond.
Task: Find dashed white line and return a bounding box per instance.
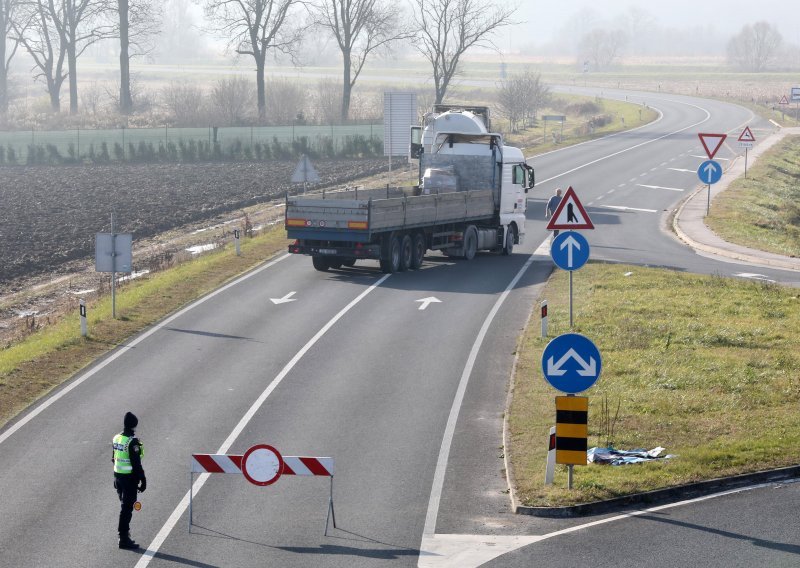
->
[668,168,695,173]
[636,183,686,192]
[602,205,658,213]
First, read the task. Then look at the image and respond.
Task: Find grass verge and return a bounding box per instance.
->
[707,134,800,258]
[509,263,800,507]
[0,227,290,429]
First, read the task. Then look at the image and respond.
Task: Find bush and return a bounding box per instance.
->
[113,142,125,161]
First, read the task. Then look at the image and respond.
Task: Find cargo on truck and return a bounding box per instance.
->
[286,104,535,273]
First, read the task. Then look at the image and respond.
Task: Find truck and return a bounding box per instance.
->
[285,104,535,273]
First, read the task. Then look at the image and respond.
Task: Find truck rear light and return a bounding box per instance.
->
[287,218,308,227]
[348,221,368,229]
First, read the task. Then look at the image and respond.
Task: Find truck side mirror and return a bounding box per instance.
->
[409,126,423,159]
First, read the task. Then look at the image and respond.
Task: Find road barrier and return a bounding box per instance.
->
[189,445,336,534]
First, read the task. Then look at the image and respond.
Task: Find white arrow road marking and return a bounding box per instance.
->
[417,297,442,310]
[547,348,597,377]
[734,273,776,283]
[560,234,581,267]
[636,184,686,192]
[602,205,658,213]
[270,291,297,304]
[667,167,696,173]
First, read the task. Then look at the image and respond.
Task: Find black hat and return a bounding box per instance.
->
[124,412,138,429]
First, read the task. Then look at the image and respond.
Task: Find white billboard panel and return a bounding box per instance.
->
[383,92,417,157]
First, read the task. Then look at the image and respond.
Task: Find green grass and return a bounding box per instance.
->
[0,227,290,428]
[707,135,800,257]
[509,264,800,507]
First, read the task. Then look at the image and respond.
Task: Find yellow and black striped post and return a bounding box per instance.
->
[555,396,588,470]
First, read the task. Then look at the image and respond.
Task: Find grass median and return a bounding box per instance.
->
[707,134,800,258]
[0,228,290,429]
[508,263,800,507]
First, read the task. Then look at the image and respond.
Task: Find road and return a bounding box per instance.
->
[0,89,798,568]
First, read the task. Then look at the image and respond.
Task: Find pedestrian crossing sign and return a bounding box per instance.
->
[546,186,595,230]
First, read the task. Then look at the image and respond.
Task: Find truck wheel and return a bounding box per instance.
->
[389,235,402,272]
[342,259,356,267]
[464,226,478,260]
[502,225,515,256]
[399,235,413,271]
[411,232,426,269]
[312,256,330,271]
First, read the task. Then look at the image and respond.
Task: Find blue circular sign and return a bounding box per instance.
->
[697,160,723,185]
[541,333,602,394]
[550,231,590,271]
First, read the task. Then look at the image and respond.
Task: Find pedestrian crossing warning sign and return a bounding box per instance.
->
[546,186,595,230]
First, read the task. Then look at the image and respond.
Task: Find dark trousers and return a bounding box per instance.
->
[114,475,138,537]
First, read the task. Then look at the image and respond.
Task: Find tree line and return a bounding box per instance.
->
[0,0,516,122]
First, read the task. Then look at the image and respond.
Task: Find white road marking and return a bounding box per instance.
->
[608,189,615,193]
[639,172,648,177]
[135,272,392,568]
[534,236,552,256]
[421,254,538,541]
[629,177,638,182]
[691,154,730,161]
[419,481,788,567]
[668,168,695,173]
[596,195,604,200]
[0,255,293,447]
[602,205,658,213]
[660,162,668,166]
[637,183,686,192]
[417,297,442,310]
[618,183,626,187]
[734,272,776,282]
[270,291,297,304]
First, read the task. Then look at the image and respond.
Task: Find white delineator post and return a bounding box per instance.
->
[234,229,241,256]
[79,299,87,337]
[545,426,556,485]
[541,300,548,338]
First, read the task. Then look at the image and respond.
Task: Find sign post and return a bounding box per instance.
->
[697,134,727,217]
[792,87,800,122]
[738,127,756,179]
[95,213,133,319]
[79,299,87,337]
[234,229,241,256]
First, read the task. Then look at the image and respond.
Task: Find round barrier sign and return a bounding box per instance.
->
[241,444,284,486]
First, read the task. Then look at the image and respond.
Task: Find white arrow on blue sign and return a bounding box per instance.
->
[541,333,602,394]
[697,160,722,185]
[551,231,590,271]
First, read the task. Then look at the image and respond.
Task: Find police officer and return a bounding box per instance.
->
[112,412,146,549]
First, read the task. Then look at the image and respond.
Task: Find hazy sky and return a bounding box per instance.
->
[507,0,800,47]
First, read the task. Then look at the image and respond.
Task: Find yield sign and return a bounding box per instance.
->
[738,126,756,143]
[779,94,789,105]
[698,133,727,159]
[546,186,594,230]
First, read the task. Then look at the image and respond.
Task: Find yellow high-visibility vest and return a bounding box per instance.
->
[113,433,142,474]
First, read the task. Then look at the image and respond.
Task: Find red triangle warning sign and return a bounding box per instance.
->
[779,94,789,105]
[698,133,727,160]
[546,186,594,230]
[738,126,756,143]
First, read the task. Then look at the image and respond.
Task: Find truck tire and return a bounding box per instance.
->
[312,256,330,271]
[342,259,356,267]
[464,226,478,260]
[329,258,343,269]
[411,232,426,269]
[502,225,515,256]
[380,235,402,273]
[399,235,413,271]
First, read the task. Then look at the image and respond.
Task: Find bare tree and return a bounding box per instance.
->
[727,21,782,72]
[411,0,515,104]
[313,78,342,124]
[311,0,409,121]
[15,1,68,111]
[203,0,304,122]
[265,78,306,124]
[496,70,549,132]
[154,0,207,62]
[210,76,255,125]
[115,0,159,114]
[162,81,206,126]
[579,28,626,70]
[0,0,24,114]
[624,6,655,56]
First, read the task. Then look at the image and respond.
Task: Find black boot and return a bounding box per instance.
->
[118,534,139,550]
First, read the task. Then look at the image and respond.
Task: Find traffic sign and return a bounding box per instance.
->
[792,87,800,102]
[546,186,594,230]
[738,126,755,149]
[291,155,320,184]
[697,160,723,185]
[698,133,727,160]
[555,396,588,465]
[551,231,590,271]
[241,444,284,486]
[779,94,789,105]
[541,333,602,394]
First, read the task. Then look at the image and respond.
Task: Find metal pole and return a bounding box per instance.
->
[569,271,574,328]
[189,469,193,531]
[568,465,574,490]
[111,213,116,319]
[80,299,87,337]
[745,148,748,179]
[706,184,711,216]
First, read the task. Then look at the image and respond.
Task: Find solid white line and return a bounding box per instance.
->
[533,236,552,256]
[422,254,538,537]
[0,254,293,447]
[135,272,392,567]
[536,102,711,186]
[691,155,730,161]
[668,168,695,173]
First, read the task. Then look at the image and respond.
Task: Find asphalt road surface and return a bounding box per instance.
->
[1,89,798,568]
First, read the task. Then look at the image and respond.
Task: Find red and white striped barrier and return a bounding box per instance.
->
[189,445,337,534]
[191,454,334,477]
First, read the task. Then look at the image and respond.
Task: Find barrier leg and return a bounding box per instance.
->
[189,470,193,532]
[325,476,337,535]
